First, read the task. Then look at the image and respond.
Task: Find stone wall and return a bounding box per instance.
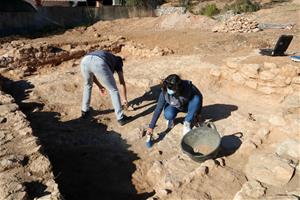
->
[0,79,60,200]
[209,56,300,106]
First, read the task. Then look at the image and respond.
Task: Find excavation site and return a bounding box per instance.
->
[0,0,299,199]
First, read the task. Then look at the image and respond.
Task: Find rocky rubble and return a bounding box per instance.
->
[0,80,60,200]
[0,35,173,79]
[122,41,174,58]
[212,14,260,33]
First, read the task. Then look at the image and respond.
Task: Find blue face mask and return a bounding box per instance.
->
[167,88,175,95]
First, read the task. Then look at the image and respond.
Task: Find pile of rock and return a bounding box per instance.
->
[0,42,85,77]
[212,14,260,33]
[0,81,60,200]
[122,41,174,58]
[155,6,186,16]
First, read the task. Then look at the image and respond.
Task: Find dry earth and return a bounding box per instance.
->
[0,1,300,200]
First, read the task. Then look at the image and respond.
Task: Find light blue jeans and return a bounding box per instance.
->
[80,55,123,120]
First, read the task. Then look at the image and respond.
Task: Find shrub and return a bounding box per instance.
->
[126,0,146,7]
[200,4,220,17]
[224,0,260,14]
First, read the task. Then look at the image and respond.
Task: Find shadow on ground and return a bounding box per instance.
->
[3,79,154,200]
[218,132,243,158]
[201,104,238,122]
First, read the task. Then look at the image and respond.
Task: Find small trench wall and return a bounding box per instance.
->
[0,6,155,36]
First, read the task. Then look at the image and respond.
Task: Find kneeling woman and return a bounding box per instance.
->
[146,74,203,137]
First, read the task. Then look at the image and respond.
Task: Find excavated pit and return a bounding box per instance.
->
[5,79,154,200]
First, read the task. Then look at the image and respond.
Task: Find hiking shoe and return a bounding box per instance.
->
[118,115,132,126]
[183,121,191,135]
[81,110,90,119]
[166,120,174,129]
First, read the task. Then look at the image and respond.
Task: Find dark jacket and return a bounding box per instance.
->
[87,50,123,73]
[149,80,202,129]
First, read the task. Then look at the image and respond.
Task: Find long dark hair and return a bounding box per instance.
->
[162,74,183,97]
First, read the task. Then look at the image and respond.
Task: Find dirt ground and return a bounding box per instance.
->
[1,1,300,199]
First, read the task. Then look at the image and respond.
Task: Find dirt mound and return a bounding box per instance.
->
[158,12,217,30]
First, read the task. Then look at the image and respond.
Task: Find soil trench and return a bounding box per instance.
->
[7,80,154,200]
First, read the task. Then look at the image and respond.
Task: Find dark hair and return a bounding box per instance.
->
[162,74,183,97]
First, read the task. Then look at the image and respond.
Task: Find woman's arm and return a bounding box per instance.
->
[117,71,128,105]
[149,92,166,129]
[93,76,106,96]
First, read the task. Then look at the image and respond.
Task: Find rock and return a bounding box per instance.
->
[209,68,221,77]
[280,64,298,77]
[265,195,299,200]
[282,93,300,107]
[194,165,209,175]
[257,86,275,94]
[232,73,245,84]
[6,191,28,200]
[287,190,300,198]
[268,115,286,126]
[0,181,25,199]
[29,155,50,174]
[238,140,257,155]
[18,127,32,136]
[264,62,277,69]
[146,161,165,185]
[233,190,248,200]
[276,139,300,160]
[201,159,216,169]
[296,163,300,175]
[256,127,270,140]
[240,64,260,78]
[226,57,244,70]
[0,131,5,140]
[215,158,225,167]
[0,104,18,116]
[292,76,300,84]
[156,189,172,197]
[0,117,7,123]
[244,153,294,186]
[0,155,25,171]
[242,180,266,198]
[0,94,15,104]
[251,136,262,146]
[259,70,276,81]
[233,180,266,200]
[36,194,52,200]
[245,80,257,89]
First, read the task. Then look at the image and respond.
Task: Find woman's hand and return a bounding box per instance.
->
[99,87,106,96]
[146,128,153,136]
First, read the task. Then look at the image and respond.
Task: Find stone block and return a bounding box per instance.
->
[244,153,294,186]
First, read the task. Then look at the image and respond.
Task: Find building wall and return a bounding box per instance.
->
[0,6,155,36]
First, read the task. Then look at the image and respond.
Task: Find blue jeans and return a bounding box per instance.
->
[80,55,123,120]
[164,94,202,122]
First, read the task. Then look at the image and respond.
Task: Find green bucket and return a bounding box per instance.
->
[181,122,221,163]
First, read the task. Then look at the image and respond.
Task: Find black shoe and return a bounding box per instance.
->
[81,110,90,119]
[118,115,132,126]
